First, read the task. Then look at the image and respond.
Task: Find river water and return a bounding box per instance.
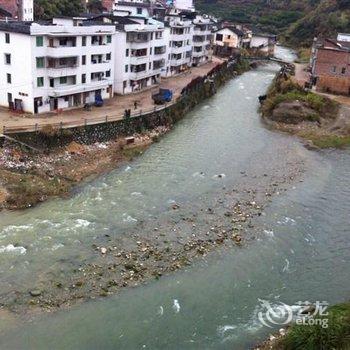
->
[0,47,349,349]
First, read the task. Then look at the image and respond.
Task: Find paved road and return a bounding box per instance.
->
[0,59,223,134]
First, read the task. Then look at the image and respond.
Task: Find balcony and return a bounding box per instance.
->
[127,32,150,43]
[170,56,190,67]
[154,46,166,55]
[49,80,109,97]
[153,59,165,70]
[192,50,204,58]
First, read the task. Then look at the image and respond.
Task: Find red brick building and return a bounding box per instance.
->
[311,36,350,95]
[0,0,17,19]
[101,0,113,12]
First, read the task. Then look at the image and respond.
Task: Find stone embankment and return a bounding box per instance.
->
[0,58,250,211]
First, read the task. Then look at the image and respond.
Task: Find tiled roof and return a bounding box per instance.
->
[0,21,31,34]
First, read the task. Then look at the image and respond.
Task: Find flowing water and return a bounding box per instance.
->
[0,47,349,349]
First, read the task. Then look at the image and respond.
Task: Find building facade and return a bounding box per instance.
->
[192,15,213,66]
[0,18,115,114]
[311,35,350,95]
[163,11,193,77]
[250,33,276,56]
[213,27,243,56]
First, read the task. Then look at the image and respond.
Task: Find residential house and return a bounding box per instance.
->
[311,34,350,95]
[192,14,213,66]
[213,26,243,56]
[94,14,167,94]
[163,10,194,77]
[250,33,276,56]
[0,18,115,114]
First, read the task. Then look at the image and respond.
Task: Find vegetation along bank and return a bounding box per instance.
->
[0,58,250,211]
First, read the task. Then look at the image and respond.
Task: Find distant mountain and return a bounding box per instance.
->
[196,0,350,46]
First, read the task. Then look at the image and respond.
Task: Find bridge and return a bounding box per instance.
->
[243,56,294,67]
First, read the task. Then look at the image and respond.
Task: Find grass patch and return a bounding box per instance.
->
[262,76,338,120]
[295,48,311,64]
[299,132,350,149]
[276,302,350,350]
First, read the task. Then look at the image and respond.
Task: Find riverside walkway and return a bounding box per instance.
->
[0,59,222,135]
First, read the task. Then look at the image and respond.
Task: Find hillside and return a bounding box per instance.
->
[197,0,350,46]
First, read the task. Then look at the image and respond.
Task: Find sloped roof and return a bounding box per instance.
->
[215,26,244,37]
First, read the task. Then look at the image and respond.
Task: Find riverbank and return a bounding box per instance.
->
[0,128,167,210]
[0,58,250,211]
[0,59,310,319]
[254,302,350,350]
[260,72,350,149]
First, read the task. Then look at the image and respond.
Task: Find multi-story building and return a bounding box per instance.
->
[0,17,115,114]
[192,15,213,66]
[311,33,350,95]
[94,14,167,94]
[113,0,151,17]
[163,10,193,77]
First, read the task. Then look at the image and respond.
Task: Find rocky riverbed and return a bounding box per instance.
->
[0,143,305,317]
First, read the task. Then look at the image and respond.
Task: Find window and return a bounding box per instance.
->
[82,55,86,65]
[126,49,129,57]
[150,47,152,55]
[36,57,44,68]
[36,36,44,47]
[106,52,111,60]
[37,77,44,87]
[82,74,86,84]
[4,53,11,65]
[5,33,10,44]
[106,70,111,77]
[82,36,86,46]
[216,34,223,41]
[125,65,128,72]
[137,7,142,14]
[106,35,112,43]
[6,73,11,84]
[341,67,346,75]
[332,66,337,73]
[60,76,67,84]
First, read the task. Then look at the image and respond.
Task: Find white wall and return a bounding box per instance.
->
[338,33,350,42]
[0,23,116,113]
[21,0,34,21]
[0,32,34,113]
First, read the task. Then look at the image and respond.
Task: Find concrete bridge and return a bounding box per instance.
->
[244,56,294,67]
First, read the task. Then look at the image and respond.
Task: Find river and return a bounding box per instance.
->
[0,47,349,349]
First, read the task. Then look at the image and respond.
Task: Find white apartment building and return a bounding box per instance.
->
[163,11,193,77]
[192,15,213,66]
[113,0,151,17]
[0,18,115,114]
[19,0,34,22]
[95,14,167,94]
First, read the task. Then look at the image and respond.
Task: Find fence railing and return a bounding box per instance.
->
[2,100,178,135]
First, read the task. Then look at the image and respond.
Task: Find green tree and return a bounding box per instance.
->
[34,0,84,20]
